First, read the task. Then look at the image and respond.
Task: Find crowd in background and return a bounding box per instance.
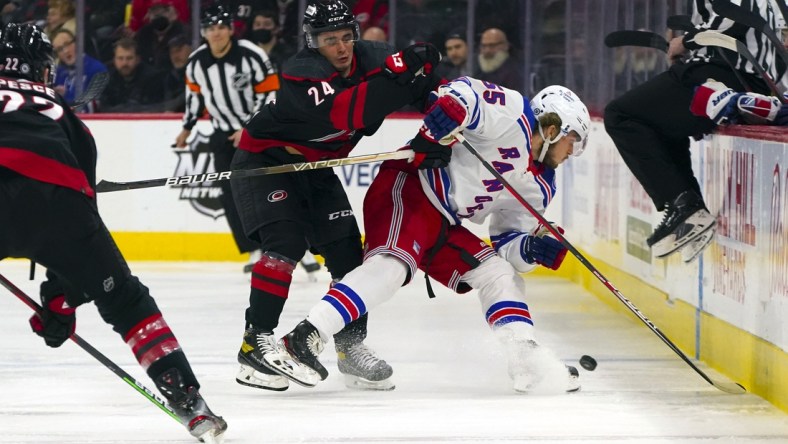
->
[2,0,785,114]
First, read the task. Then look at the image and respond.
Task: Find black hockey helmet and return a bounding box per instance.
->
[0,23,55,85]
[201,4,233,29]
[303,0,360,49]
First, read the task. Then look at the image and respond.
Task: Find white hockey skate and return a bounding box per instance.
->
[337,343,395,391]
[680,223,716,263]
[237,328,298,390]
[495,322,579,394]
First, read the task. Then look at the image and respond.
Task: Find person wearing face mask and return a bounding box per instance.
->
[246,9,295,72]
[134,0,188,72]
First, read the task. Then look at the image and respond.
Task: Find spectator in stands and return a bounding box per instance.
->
[44,0,75,37]
[161,35,191,112]
[474,27,523,92]
[247,8,295,72]
[51,28,107,112]
[361,25,386,42]
[128,0,189,32]
[352,0,388,35]
[435,28,470,80]
[225,1,271,39]
[100,37,165,112]
[135,0,187,71]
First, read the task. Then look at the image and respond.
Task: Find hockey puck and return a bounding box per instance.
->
[579,355,597,371]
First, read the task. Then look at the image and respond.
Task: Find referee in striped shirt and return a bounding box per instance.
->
[173,4,279,258]
[604,0,784,262]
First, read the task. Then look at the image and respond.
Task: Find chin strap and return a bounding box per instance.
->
[536,125,558,163]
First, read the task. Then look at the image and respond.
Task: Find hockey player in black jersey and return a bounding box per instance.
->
[0,23,226,442]
[232,0,443,391]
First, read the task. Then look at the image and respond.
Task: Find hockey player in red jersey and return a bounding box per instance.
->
[0,23,226,442]
[232,0,442,391]
[279,79,590,393]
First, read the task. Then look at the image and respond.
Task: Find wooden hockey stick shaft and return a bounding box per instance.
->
[0,272,180,422]
[455,133,746,395]
[692,30,788,101]
[96,149,415,193]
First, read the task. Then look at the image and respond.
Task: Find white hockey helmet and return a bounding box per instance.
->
[530,85,590,159]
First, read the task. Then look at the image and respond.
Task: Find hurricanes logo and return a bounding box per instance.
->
[232,72,252,90]
[268,190,287,202]
[171,131,225,219]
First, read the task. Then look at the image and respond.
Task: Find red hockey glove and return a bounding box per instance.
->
[29,294,76,348]
[410,126,452,169]
[383,42,441,86]
[424,92,468,141]
[520,226,568,270]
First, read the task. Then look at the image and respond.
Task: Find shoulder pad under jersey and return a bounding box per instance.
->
[353,40,396,72]
[281,49,339,81]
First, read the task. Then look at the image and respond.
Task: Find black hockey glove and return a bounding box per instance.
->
[410,128,451,169]
[383,42,442,86]
[29,293,76,348]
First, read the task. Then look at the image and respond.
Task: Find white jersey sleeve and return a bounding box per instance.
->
[417,77,559,273]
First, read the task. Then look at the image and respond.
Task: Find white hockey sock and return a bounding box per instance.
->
[307,254,408,340]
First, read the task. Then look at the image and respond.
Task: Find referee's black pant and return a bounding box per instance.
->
[604,61,767,211]
[210,129,258,254]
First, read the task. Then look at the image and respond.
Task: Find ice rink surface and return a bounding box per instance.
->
[0,260,787,444]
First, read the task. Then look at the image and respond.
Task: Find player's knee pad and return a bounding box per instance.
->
[94,275,160,337]
[462,256,526,310]
[255,221,309,262]
[319,236,363,280]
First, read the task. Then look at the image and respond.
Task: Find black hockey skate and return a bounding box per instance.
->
[280,320,329,382]
[237,328,289,391]
[337,342,395,391]
[647,190,716,258]
[155,369,227,443]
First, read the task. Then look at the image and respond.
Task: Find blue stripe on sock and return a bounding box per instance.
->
[322,295,352,324]
[333,283,367,314]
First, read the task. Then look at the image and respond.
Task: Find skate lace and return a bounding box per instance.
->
[655,204,675,232]
[306,330,324,356]
[255,333,278,354]
[347,344,380,370]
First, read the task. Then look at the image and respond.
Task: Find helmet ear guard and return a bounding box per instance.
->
[302,0,359,49]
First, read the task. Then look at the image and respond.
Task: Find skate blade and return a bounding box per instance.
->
[235,364,289,391]
[191,417,227,444]
[652,217,716,258]
[263,351,322,388]
[342,373,396,391]
[681,226,716,263]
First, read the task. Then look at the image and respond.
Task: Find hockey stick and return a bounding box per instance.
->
[692,30,788,100]
[96,149,415,193]
[604,30,668,52]
[711,0,788,68]
[71,71,109,111]
[455,133,746,394]
[0,272,180,422]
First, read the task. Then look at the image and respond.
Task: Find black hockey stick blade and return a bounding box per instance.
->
[667,15,694,32]
[454,132,747,395]
[0,272,181,422]
[71,71,109,110]
[604,30,668,52]
[712,0,788,68]
[96,149,414,193]
[692,31,788,100]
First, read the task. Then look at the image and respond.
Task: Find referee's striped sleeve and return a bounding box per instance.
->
[183,58,205,130]
[239,39,279,112]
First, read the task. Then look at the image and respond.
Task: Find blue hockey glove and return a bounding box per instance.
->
[423,92,468,141]
[520,232,568,270]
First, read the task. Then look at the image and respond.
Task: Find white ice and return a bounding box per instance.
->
[1,260,787,443]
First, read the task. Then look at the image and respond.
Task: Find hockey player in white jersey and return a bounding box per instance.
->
[276,77,590,393]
